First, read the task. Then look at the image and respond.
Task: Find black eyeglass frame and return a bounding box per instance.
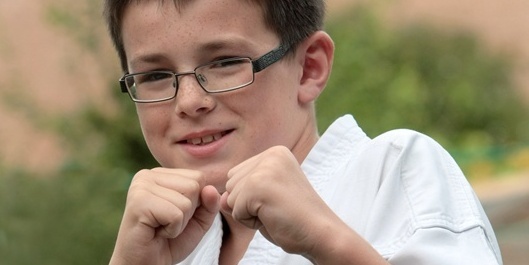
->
[119,44,290,103]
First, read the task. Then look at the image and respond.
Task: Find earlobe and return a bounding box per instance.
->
[297,31,334,104]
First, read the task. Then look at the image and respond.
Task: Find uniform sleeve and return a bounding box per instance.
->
[360,130,502,265]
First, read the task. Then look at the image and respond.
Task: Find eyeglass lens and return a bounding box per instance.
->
[125,57,254,102]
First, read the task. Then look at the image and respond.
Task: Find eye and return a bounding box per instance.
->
[136,72,173,84]
[210,58,247,68]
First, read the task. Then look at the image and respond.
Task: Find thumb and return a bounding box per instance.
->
[167,186,220,262]
[219,191,233,215]
[188,185,220,233]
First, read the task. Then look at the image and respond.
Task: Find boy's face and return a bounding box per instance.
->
[121,0,317,191]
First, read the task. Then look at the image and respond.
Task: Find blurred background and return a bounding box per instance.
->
[1,0,528,264]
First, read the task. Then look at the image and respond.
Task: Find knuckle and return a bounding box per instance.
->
[231,209,246,223]
[191,171,207,188]
[189,180,202,195]
[268,145,290,156]
[179,197,194,214]
[162,226,179,238]
[125,188,150,208]
[129,169,154,188]
[133,169,152,180]
[168,207,185,224]
[246,172,266,187]
[180,178,202,198]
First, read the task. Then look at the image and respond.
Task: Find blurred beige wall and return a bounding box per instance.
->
[0,0,528,173]
[0,0,116,172]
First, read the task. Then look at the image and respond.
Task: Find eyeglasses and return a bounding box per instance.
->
[119,44,290,103]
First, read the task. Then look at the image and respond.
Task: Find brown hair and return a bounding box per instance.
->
[103,0,326,72]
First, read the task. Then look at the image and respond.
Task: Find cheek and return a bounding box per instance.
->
[239,89,299,142]
[136,107,175,166]
[137,107,170,145]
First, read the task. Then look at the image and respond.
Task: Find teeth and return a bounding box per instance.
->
[213,133,222,141]
[202,135,214,144]
[187,133,224,145]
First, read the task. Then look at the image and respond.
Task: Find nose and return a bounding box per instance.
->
[174,74,216,118]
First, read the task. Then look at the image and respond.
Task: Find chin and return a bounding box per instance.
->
[203,169,230,193]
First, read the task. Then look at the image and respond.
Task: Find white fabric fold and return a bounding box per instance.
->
[178,115,502,265]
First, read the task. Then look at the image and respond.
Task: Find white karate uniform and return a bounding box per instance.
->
[180,115,502,265]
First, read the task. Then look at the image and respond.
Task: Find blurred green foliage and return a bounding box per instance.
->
[1,3,529,265]
[319,7,529,149]
[0,165,128,265]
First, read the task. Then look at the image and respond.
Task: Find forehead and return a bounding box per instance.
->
[120,0,267,38]
[121,0,278,68]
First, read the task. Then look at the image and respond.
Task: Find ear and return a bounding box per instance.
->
[296,31,334,104]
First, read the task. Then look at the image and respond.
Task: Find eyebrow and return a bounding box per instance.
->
[129,53,169,72]
[199,38,253,54]
[128,38,254,71]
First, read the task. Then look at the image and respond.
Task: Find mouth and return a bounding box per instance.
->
[180,130,234,146]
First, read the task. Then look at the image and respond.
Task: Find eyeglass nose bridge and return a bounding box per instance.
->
[173,70,209,93]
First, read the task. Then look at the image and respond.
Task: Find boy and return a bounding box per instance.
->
[104,0,502,264]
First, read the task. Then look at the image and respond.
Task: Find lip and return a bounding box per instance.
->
[177,129,234,158]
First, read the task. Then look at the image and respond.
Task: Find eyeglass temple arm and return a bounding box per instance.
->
[119,77,129,93]
[252,44,290,73]
[118,44,289,92]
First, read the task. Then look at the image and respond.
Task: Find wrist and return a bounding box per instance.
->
[305,220,388,265]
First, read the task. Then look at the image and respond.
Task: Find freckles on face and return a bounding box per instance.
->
[227,64,303,145]
[136,103,172,158]
[120,0,315,181]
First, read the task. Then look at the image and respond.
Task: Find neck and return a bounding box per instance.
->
[219,213,256,265]
[291,113,320,164]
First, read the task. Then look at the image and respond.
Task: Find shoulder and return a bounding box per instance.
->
[357,128,456,175]
[351,129,468,230]
[354,130,501,263]
[370,128,445,152]
[363,128,470,213]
